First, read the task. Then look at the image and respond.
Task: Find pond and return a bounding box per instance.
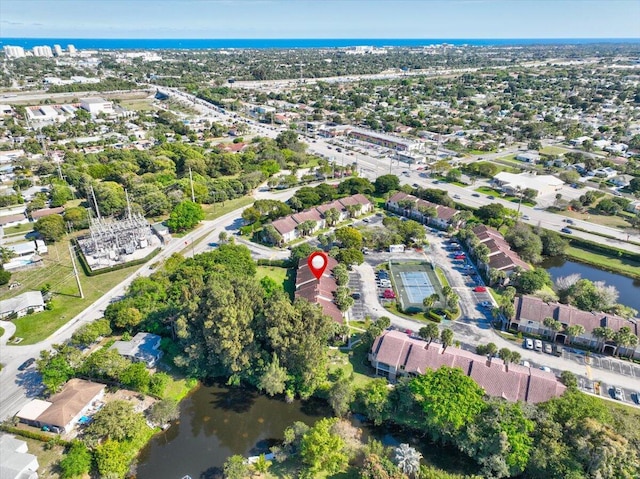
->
[541,257,640,312]
[136,384,475,479]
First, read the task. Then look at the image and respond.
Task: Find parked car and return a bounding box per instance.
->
[534,339,543,351]
[473,286,487,293]
[524,339,534,350]
[352,292,361,300]
[539,366,552,373]
[613,387,624,401]
[454,254,466,260]
[479,301,492,308]
[521,360,531,368]
[18,358,35,371]
[383,289,396,299]
[543,343,553,354]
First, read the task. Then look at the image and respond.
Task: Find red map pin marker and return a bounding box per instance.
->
[308,251,328,281]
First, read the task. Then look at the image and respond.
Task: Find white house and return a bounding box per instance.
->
[0,291,45,319]
[515,151,540,164]
[110,332,163,367]
[0,434,39,479]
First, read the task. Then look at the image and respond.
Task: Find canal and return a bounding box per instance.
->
[541,257,640,312]
[136,384,475,479]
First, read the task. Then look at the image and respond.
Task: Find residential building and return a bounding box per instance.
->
[386,191,459,229]
[0,291,45,319]
[515,151,540,164]
[26,379,105,433]
[3,45,26,59]
[29,207,65,221]
[610,174,633,188]
[67,44,77,55]
[32,46,53,57]
[593,167,617,179]
[0,434,39,479]
[469,225,531,276]
[511,295,640,358]
[110,332,163,367]
[267,194,372,244]
[294,256,343,323]
[80,97,114,116]
[0,213,28,228]
[369,330,566,403]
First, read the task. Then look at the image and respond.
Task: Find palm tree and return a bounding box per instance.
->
[447,293,459,310]
[422,295,436,309]
[566,324,585,346]
[440,328,454,352]
[324,207,340,227]
[418,323,439,348]
[592,326,615,353]
[252,454,272,476]
[543,317,563,342]
[498,348,512,370]
[393,443,422,478]
[614,326,639,358]
[510,351,521,366]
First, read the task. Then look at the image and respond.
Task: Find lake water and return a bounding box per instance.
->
[541,257,640,312]
[136,384,475,479]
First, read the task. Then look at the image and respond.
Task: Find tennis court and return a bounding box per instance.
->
[400,271,436,303]
[389,260,444,313]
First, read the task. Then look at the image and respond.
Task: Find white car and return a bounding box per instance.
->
[614,387,624,401]
[534,339,543,352]
[521,360,531,368]
[525,339,534,350]
[539,366,552,373]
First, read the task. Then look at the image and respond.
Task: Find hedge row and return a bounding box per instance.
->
[0,424,72,445]
[73,239,161,277]
[256,258,293,268]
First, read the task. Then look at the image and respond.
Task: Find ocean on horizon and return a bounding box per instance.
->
[1,37,639,50]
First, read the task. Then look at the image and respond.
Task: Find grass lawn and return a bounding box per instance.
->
[540,145,571,155]
[256,265,295,297]
[21,437,65,479]
[435,266,450,288]
[201,195,253,221]
[5,239,141,344]
[475,186,502,197]
[327,343,374,387]
[3,223,34,236]
[162,375,199,402]
[559,209,631,230]
[565,245,640,279]
[119,98,157,111]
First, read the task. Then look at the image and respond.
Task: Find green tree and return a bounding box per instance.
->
[59,441,92,479]
[440,328,454,351]
[258,353,289,396]
[63,206,89,230]
[120,362,151,393]
[148,371,170,397]
[329,377,355,417]
[419,323,440,347]
[410,366,486,434]
[324,207,341,227]
[94,181,127,217]
[360,379,390,426]
[565,324,585,345]
[300,418,349,475]
[95,440,129,479]
[34,214,66,243]
[374,174,400,194]
[514,268,552,294]
[335,226,363,249]
[543,317,563,342]
[166,200,204,232]
[337,177,375,195]
[252,454,272,475]
[335,247,364,267]
[148,399,180,425]
[223,455,249,479]
[86,400,147,442]
[393,443,422,478]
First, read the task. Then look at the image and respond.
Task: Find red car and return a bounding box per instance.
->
[473,286,487,293]
[383,289,396,299]
[454,254,466,260]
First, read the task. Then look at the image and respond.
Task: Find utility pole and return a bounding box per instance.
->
[125,189,132,219]
[90,185,101,220]
[68,242,84,299]
[189,167,195,202]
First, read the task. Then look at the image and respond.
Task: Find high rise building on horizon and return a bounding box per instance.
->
[3,45,25,59]
[32,45,53,57]
[53,44,63,56]
[68,44,77,56]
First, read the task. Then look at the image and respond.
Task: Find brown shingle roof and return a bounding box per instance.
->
[294,255,343,323]
[291,209,323,224]
[30,207,65,220]
[513,295,637,335]
[371,331,565,404]
[271,216,298,235]
[36,379,104,429]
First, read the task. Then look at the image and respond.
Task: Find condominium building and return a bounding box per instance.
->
[3,45,25,59]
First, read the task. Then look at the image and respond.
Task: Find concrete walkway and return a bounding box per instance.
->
[0,320,16,346]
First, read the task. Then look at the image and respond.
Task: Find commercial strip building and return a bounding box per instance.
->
[369,330,566,404]
[269,193,373,244]
[294,256,343,323]
[511,295,640,359]
[491,172,564,198]
[385,191,460,229]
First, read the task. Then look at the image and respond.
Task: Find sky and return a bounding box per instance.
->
[1,0,639,39]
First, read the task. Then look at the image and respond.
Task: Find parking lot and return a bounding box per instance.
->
[348,272,366,321]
